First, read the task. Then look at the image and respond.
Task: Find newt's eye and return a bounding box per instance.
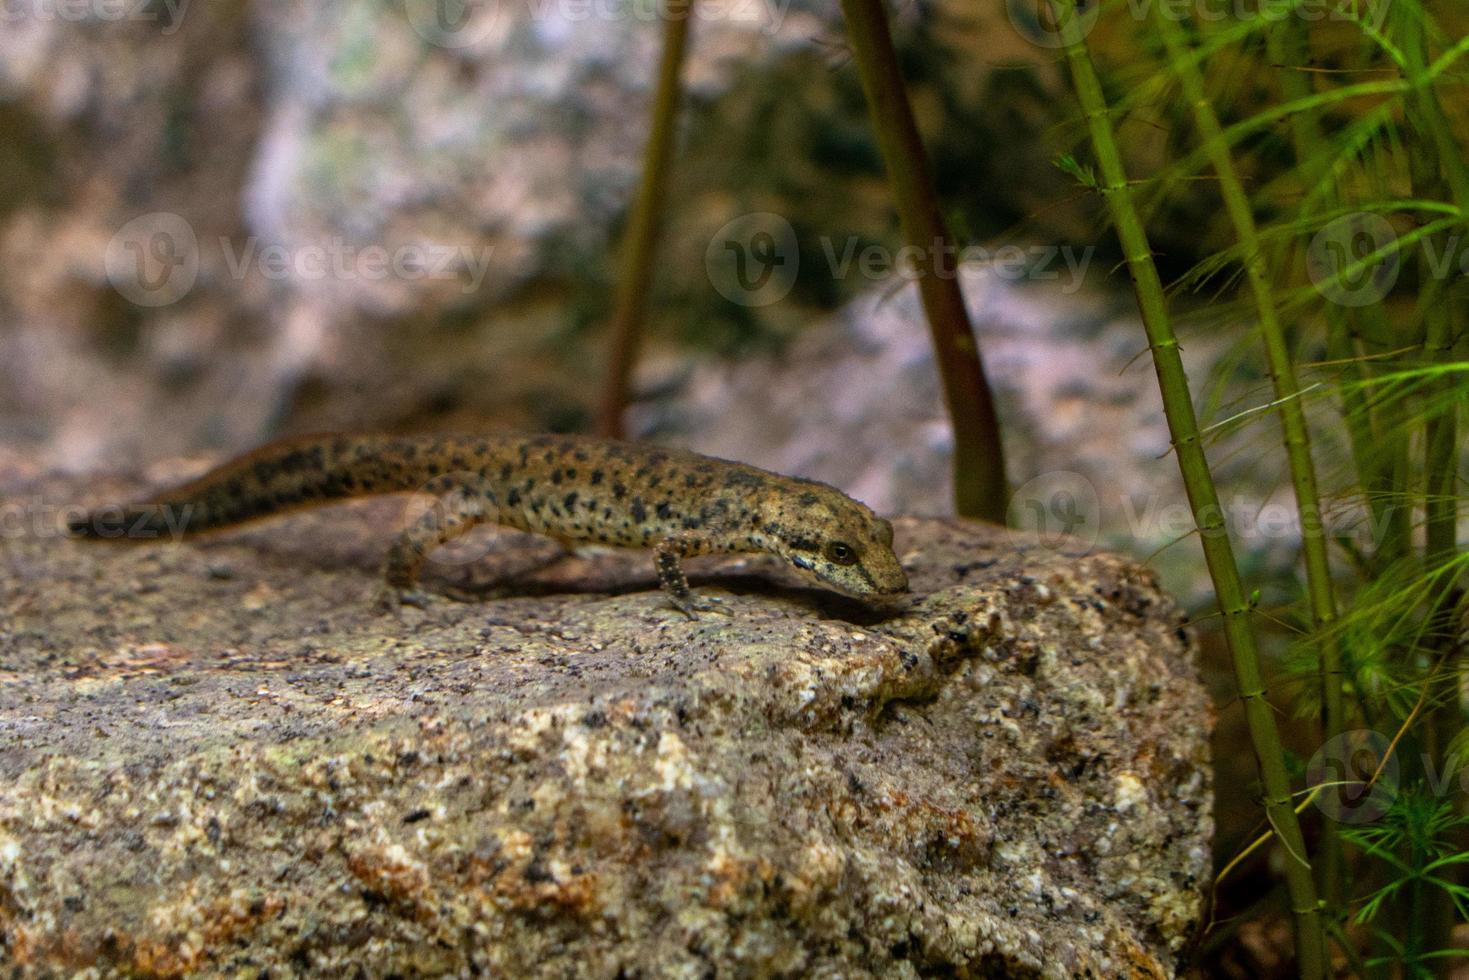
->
[825,541,858,565]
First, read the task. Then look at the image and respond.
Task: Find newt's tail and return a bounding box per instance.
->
[67,434,438,541]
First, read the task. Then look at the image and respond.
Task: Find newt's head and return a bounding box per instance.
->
[767,486,909,600]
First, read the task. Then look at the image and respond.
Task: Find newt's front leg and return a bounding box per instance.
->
[654,532,730,620]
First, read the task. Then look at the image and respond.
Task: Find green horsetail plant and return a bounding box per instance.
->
[838,0,1008,522]
[1152,7,1346,917]
[1395,3,1468,962]
[598,0,694,439]
[1044,1,1328,975]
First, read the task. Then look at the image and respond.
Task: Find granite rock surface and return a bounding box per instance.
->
[0,471,1211,977]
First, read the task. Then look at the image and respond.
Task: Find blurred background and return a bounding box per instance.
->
[4,0,1458,974]
[0,0,1290,592]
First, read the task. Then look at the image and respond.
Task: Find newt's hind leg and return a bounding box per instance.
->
[377,483,491,611]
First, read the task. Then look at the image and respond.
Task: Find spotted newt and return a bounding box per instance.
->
[68,433,910,617]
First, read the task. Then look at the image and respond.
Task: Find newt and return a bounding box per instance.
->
[67,433,910,617]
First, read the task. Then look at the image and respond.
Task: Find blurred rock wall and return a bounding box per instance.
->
[0,0,1083,468]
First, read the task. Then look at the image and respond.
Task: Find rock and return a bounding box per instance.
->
[0,472,1211,977]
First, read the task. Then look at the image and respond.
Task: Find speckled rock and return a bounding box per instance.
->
[0,468,1211,977]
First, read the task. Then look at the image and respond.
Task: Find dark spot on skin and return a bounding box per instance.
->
[566,468,577,480]
[799,491,819,506]
[630,497,646,524]
[656,501,672,520]
[564,491,578,511]
[500,463,512,482]
[551,470,563,485]
[725,470,766,489]
[590,470,603,485]
[507,488,521,506]
[574,450,589,463]
[612,483,627,500]
[543,451,554,463]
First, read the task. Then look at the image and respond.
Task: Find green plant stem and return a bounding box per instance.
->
[1179,13,1341,916]
[1400,11,1466,966]
[1155,12,1342,751]
[1047,3,1326,975]
[1401,13,1465,579]
[837,0,1007,523]
[596,0,693,439]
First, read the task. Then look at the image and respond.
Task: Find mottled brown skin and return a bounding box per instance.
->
[68,433,910,617]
